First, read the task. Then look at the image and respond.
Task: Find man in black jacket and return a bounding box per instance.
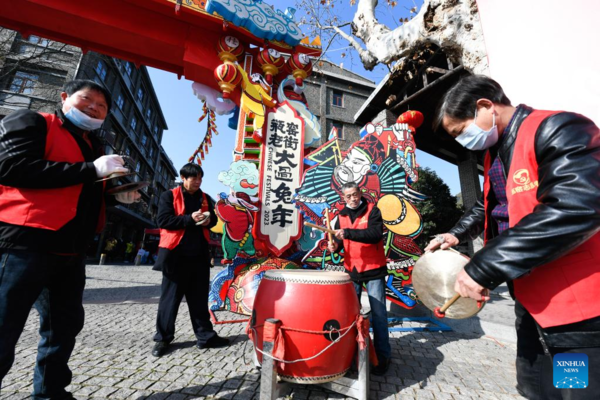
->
[0,79,139,399]
[327,182,391,375]
[152,163,228,357]
[426,75,600,399]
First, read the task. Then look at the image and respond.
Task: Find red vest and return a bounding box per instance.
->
[340,203,387,274]
[158,186,211,250]
[0,113,105,232]
[483,110,600,328]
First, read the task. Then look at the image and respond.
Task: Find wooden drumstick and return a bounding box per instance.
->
[325,209,333,242]
[433,293,461,318]
[304,221,336,235]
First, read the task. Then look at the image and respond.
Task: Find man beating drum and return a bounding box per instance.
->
[327,181,392,376]
[426,75,600,400]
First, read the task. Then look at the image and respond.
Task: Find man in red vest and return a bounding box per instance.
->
[0,79,140,399]
[152,163,228,357]
[327,181,391,375]
[426,75,600,399]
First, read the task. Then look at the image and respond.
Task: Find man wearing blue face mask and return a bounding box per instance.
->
[426,75,600,400]
[0,79,140,399]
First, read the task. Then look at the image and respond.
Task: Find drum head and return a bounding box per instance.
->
[412,249,485,319]
[264,269,351,284]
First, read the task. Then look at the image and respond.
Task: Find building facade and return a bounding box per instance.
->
[302,60,377,150]
[0,28,178,259]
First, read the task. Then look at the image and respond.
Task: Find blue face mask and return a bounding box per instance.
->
[455,108,498,151]
[64,106,104,131]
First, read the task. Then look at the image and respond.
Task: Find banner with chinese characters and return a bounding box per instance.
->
[257,101,305,255]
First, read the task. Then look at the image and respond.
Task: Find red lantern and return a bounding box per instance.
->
[285,52,313,86]
[216,35,244,63]
[397,110,424,129]
[214,63,242,98]
[257,48,285,85]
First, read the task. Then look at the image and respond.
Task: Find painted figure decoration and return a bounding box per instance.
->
[296,116,427,309]
[215,161,260,264]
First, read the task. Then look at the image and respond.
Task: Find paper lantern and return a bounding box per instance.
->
[256,48,285,84]
[397,110,424,129]
[216,35,244,63]
[214,63,242,98]
[285,52,312,86]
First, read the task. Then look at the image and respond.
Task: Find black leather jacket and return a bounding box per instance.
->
[449,105,600,290]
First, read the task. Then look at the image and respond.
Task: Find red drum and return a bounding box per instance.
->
[251,270,360,384]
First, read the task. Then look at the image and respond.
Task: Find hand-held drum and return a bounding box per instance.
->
[251,270,360,384]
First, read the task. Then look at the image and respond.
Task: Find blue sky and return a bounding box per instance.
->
[148,0,466,198]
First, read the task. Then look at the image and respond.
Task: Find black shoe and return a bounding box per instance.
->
[196,335,229,349]
[371,357,391,376]
[152,341,169,357]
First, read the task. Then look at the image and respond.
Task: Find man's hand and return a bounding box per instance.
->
[454,268,490,301]
[93,155,128,178]
[192,211,210,225]
[198,216,211,226]
[327,241,338,253]
[115,191,141,204]
[424,233,459,252]
[334,229,345,240]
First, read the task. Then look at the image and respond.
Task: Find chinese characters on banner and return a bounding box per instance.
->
[258,101,305,255]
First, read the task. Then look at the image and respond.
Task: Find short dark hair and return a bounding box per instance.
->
[341,182,359,193]
[180,163,204,178]
[63,79,112,111]
[434,75,511,132]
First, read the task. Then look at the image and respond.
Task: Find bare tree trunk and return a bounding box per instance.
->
[342,0,488,74]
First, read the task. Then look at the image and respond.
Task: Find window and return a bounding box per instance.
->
[332,90,344,107]
[135,161,141,173]
[149,145,155,158]
[141,133,148,147]
[95,60,107,81]
[124,62,132,76]
[9,72,38,95]
[137,88,144,102]
[16,43,32,55]
[122,144,130,156]
[27,35,49,46]
[129,117,137,137]
[116,94,124,110]
[331,121,344,140]
[153,126,159,138]
[146,108,152,122]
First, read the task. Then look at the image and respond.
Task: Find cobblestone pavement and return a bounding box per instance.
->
[0,264,526,400]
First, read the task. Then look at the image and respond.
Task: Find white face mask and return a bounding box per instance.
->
[64,106,105,131]
[346,200,362,210]
[455,108,499,151]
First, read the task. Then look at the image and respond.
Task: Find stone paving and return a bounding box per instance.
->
[0,264,526,400]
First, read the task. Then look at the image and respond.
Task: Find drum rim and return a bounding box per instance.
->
[263,269,351,284]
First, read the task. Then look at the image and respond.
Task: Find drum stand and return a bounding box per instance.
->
[259,314,370,400]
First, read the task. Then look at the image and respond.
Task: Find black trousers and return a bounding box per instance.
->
[153,253,216,345]
[515,301,600,400]
[0,250,85,399]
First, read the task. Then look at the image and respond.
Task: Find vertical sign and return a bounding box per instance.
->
[257,101,305,255]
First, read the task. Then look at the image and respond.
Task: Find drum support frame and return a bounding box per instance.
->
[259,314,370,400]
